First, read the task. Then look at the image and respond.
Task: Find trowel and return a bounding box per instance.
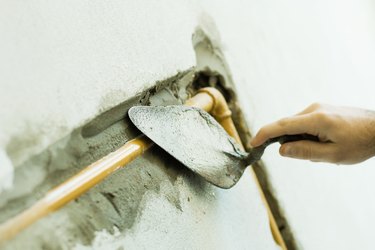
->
[128,105,318,189]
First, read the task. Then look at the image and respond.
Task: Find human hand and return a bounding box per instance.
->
[250,103,375,164]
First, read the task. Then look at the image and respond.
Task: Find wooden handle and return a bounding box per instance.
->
[267,133,319,146]
[246,134,320,167]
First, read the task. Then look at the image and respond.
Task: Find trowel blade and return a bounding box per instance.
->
[128,105,249,189]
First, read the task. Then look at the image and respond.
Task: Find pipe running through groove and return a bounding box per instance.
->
[0,87,286,249]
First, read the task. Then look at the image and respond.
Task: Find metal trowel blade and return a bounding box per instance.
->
[128,105,249,189]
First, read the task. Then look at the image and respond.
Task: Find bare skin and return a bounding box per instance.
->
[250,103,375,164]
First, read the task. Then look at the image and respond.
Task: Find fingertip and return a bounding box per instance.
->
[249,137,258,147]
[250,135,263,147]
[279,144,292,157]
[251,129,269,147]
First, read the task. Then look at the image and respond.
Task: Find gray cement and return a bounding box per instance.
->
[129,105,248,188]
[0,72,204,249]
[0,10,279,249]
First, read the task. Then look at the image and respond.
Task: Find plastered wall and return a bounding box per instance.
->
[2,0,375,249]
[0,1,279,249]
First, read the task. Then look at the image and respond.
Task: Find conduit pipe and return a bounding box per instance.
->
[187,87,286,249]
[0,137,153,242]
[186,87,242,144]
[0,87,286,249]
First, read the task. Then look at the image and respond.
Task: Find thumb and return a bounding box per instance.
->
[279,141,336,162]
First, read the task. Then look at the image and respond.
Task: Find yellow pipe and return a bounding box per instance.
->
[0,137,153,242]
[188,87,287,250]
[0,92,216,242]
[187,87,242,144]
[0,87,286,249]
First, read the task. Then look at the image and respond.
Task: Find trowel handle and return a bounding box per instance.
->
[265,133,320,147]
[257,133,320,152]
[247,134,320,165]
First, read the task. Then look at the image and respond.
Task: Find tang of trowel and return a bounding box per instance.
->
[128,105,318,189]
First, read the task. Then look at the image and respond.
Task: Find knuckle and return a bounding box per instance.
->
[257,127,268,139]
[315,111,336,130]
[277,117,289,127]
[309,102,322,110]
[314,111,329,124]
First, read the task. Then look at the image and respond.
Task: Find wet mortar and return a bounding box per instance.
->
[0,71,217,249]
[128,105,248,189]
[0,27,294,249]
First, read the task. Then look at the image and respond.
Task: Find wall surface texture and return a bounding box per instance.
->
[0,1,278,249]
[1,0,375,249]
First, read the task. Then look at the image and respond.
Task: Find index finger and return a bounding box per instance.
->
[250,113,319,147]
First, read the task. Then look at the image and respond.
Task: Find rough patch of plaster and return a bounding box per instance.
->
[192,23,254,149]
[73,178,214,250]
[0,70,193,205]
[0,150,13,193]
[73,227,122,250]
[0,72,197,249]
[0,5,279,249]
[73,175,278,250]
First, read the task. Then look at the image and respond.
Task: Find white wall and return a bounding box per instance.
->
[0,1,279,249]
[3,0,375,249]
[202,0,375,249]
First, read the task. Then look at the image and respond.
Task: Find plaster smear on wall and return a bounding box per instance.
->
[0,150,13,193]
[74,176,278,250]
[0,2,281,249]
[0,77,279,249]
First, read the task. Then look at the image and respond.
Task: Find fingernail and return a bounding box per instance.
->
[281,145,292,156]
